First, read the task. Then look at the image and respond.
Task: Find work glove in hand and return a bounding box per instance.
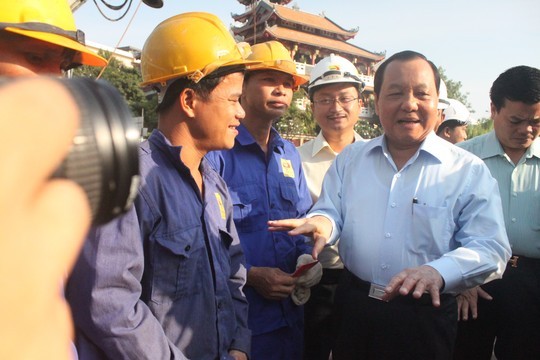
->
[295,254,322,287]
[291,254,323,305]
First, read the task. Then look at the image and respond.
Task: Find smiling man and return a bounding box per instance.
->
[297,54,365,360]
[207,40,316,360]
[66,13,255,360]
[269,50,510,359]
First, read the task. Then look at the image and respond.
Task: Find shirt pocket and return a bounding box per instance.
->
[229,185,266,233]
[411,204,452,256]
[150,226,205,304]
[279,180,301,218]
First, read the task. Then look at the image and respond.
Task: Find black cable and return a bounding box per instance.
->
[92,0,133,22]
[99,0,129,10]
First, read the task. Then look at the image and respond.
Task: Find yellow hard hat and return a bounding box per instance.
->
[0,0,106,67]
[140,12,258,89]
[246,41,308,90]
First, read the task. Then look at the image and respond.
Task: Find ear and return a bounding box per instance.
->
[490,102,498,119]
[179,88,197,118]
[374,94,380,115]
[443,127,452,138]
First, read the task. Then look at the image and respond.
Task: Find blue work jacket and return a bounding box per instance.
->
[207,124,312,336]
[67,130,250,360]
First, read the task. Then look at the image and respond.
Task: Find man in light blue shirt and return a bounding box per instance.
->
[270,50,511,359]
[454,65,540,360]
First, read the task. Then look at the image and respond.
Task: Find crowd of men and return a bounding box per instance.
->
[1,1,539,359]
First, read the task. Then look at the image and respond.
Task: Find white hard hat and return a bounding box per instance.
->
[308,54,364,93]
[442,99,470,124]
[438,80,450,110]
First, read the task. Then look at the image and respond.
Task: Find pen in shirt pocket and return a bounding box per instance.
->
[412,197,418,214]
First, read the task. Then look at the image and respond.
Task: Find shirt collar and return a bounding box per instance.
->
[367,132,451,165]
[472,131,540,160]
[476,131,506,159]
[311,131,363,157]
[418,132,454,164]
[235,123,285,151]
[148,130,190,174]
[527,136,540,159]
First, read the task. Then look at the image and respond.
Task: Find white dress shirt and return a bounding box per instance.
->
[297,131,363,269]
[310,132,511,293]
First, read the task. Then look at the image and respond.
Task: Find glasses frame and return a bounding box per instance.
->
[312,96,359,107]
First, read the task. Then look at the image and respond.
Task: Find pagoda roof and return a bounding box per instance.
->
[233,0,357,38]
[264,25,384,61]
[238,0,292,5]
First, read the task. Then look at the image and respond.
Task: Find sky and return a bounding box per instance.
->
[74,0,540,122]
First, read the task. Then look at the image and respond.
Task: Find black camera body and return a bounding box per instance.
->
[53,78,140,225]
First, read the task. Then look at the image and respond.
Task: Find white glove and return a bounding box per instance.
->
[291,286,311,305]
[295,254,323,287]
[291,254,323,306]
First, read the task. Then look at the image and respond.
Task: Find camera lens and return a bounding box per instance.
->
[54,78,140,225]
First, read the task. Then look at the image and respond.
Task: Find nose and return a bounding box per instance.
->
[236,102,246,120]
[400,93,419,112]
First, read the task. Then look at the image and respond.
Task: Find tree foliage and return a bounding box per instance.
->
[467,117,493,138]
[274,89,315,136]
[72,50,158,133]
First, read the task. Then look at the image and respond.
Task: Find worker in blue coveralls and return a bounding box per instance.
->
[66,13,257,360]
[207,40,321,360]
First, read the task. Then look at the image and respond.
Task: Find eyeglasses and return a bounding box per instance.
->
[508,117,540,129]
[312,96,358,107]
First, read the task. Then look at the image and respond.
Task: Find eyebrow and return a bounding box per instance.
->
[510,115,540,122]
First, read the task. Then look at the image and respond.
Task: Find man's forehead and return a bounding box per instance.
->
[382,59,437,87]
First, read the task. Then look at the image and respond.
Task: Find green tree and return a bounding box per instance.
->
[72,50,158,133]
[275,88,315,136]
[467,117,493,138]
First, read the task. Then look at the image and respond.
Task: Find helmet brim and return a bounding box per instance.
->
[140,58,262,89]
[308,77,364,93]
[4,27,107,67]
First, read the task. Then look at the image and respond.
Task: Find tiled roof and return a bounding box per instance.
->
[238,0,292,4]
[265,26,384,61]
[271,3,357,37]
[233,1,357,37]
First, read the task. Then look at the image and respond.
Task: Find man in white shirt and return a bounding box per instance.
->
[270,50,510,359]
[297,54,364,360]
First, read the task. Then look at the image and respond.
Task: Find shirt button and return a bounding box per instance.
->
[381,264,389,270]
[396,173,401,178]
[217,302,222,310]
[512,193,517,197]
[385,233,391,238]
[391,202,396,208]
[511,218,517,223]
[184,245,191,251]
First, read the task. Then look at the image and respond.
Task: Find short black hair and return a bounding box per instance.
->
[374,50,440,97]
[490,65,540,111]
[436,120,467,135]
